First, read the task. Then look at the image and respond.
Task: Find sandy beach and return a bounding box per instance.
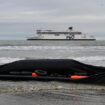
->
[0,81,105,105]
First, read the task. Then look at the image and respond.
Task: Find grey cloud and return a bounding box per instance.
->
[0,0,105,39]
[0,12,105,23]
[0,0,105,14]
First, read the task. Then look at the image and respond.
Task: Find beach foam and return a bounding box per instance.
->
[0,57,24,65]
[0,46,105,51]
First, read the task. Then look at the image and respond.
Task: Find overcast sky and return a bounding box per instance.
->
[0,0,105,40]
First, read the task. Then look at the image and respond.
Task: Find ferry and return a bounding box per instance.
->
[27,27,96,40]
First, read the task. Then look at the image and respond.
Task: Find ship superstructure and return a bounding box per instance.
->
[27,27,96,40]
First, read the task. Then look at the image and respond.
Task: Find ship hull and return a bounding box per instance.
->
[27,39,96,41]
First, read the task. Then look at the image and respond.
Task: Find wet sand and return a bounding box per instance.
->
[0,81,105,105]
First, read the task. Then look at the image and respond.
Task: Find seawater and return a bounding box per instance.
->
[0,40,105,66]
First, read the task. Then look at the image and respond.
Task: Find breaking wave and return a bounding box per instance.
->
[0,46,105,51]
[0,57,24,65]
[74,56,105,61]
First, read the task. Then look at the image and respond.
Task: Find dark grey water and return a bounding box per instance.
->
[0,40,105,66]
[0,40,105,46]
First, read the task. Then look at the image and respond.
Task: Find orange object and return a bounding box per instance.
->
[71,75,88,79]
[32,73,39,77]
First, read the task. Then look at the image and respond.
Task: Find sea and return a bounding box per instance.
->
[1,40,105,105]
[0,40,105,66]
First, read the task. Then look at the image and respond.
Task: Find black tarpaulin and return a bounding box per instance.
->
[0,59,105,84]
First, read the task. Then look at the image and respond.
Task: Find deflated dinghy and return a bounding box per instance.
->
[0,59,105,84]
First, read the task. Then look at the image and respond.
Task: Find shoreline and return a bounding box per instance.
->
[0,81,105,94]
[0,81,105,105]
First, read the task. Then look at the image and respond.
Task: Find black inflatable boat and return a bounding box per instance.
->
[0,59,105,84]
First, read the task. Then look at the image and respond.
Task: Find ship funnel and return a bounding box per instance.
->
[69,27,73,31]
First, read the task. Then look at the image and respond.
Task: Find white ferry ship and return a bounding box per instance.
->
[27,27,96,40]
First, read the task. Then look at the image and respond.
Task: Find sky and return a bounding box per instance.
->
[0,0,105,40]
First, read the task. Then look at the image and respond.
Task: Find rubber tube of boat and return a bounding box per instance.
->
[32,73,39,77]
[70,75,88,79]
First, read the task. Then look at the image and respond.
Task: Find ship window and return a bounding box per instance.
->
[37,32,82,35]
[55,33,60,36]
